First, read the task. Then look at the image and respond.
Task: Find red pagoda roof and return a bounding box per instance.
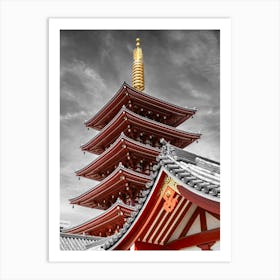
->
[76,133,160,180]
[81,107,201,155]
[85,82,197,130]
[65,199,135,237]
[70,164,151,210]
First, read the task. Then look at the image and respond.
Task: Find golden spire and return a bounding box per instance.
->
[132,38,145,91]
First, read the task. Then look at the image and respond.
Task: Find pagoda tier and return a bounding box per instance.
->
[85,82,197,130]
[65,200,135,237]
[81,107,201,155]
[76,133,160,180]
[71,165,151,210]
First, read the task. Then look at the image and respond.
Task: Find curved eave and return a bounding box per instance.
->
[159,154,220,198]
[70,166,151,206]
[81,107,201,155]
[85,82,197,130]
[110,167,220,250]
[76,135,159,179]
[104,146,221,250]
[82,131,160,155]
[163,168,220,214]
[177,185,219,215]
[102,140,222,250]
[124,83,197,126]
[85,82,128,129]
[64,201,135,235]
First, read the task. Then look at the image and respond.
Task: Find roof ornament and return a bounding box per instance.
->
[160,138,176,157]
[132,38,145,91]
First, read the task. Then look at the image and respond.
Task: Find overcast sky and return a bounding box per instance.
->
[60,30,220,226]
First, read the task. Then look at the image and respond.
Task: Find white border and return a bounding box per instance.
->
[49,18,231,262]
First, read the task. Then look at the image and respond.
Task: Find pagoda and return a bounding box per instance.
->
[65,38,201,238]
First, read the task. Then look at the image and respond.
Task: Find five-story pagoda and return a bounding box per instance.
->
[65,38,201,237]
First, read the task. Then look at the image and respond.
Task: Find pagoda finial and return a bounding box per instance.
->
[132,38,145,92]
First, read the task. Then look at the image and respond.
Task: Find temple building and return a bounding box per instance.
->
[61,38,220,251]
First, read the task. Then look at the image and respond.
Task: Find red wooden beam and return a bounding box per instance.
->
[166,228,220,250]
[161,200,192,244]
[207,210,220,221]
[179,207,200,238]
[134,241,165,250]
[177,185,220,215]
[138,200,164,242]
[151,195,183,244]
[144,209,166,243]
[199,209,207,231]
[197,241,216,250]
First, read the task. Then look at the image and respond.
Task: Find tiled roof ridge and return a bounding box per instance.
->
[85,237,111,250]
[60,232,102,251]
[158,155,220,199]
[182,163,220,185]
[60,232,101,240]
[160,139,219,168]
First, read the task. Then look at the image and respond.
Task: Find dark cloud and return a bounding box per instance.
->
[60,30,220,225]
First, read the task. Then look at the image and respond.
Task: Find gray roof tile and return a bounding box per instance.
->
[60,233,104,251]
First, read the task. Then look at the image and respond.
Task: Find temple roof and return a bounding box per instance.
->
[81,106,201,154]
[60,233,102,250]
[158,140,220,197]
[76,133,160,179]
[85,82,197,130]
[99,141,220,250]
[70,164,151,209]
